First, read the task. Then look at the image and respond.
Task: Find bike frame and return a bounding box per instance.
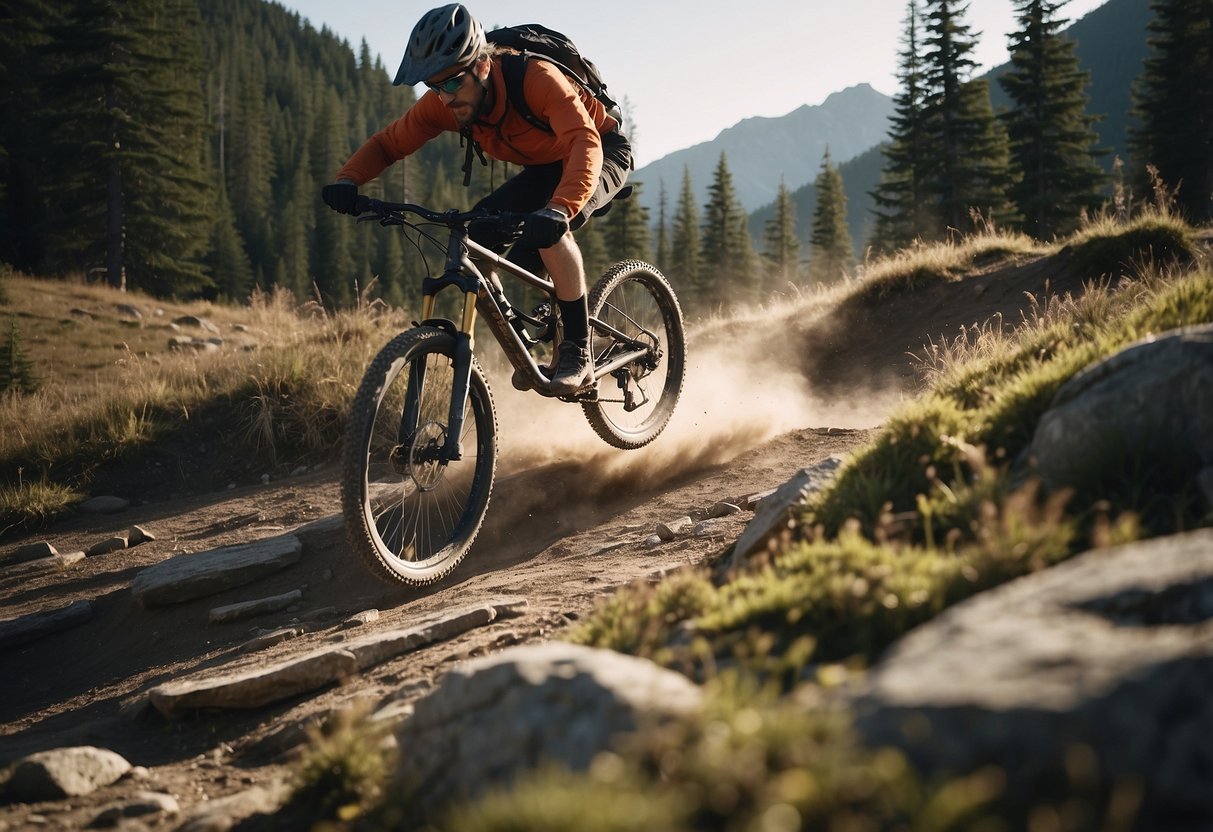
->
[358,198,661,466]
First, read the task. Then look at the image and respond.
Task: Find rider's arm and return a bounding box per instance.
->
[335,93,456,185]
[523,61,606,218]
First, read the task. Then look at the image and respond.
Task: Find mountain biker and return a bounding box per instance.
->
[321,3,633,396]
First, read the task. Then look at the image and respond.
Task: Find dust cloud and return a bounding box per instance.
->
[487,302,902,498]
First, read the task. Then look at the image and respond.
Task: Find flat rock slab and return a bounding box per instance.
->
[147,597,527,717]
[0,541,58,567]
[0,599,95,651]
[0,551,85,579]
[729,455,845,567]
[131,535,303,607]
[209,589,304,624]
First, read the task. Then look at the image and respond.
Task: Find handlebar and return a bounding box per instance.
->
[353,196,521,228]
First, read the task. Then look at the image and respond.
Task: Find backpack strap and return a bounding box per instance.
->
[500,52,554,134]
[459,127,488,187]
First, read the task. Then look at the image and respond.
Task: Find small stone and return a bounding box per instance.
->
[127,525,156,545]
[238,627,302,653]
[643,534,663,549]
[299,607,338,622]
[0,552,86,578]
[1,541,58,567]
[260,474,270,485]
[655,517,693,540]
[86,535,129,557]
[3,747,131,802]
[707,502,742,519]
[90,791,179,826]
[343,609,380,628]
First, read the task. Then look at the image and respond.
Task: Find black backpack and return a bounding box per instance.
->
[458,24,621,185]
[486,24,622,131]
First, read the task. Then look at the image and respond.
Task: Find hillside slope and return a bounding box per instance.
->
[0,238,1116,828]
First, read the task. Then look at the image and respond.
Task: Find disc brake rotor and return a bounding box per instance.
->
[391,420,447,491]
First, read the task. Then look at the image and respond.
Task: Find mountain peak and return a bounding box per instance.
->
[634,85,894,212]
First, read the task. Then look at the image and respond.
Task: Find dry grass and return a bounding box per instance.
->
[849,229,1045,303]
[0,275,413,533]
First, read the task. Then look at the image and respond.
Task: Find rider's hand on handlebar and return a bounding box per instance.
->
[322,181,359,215]
[521,206,570,249]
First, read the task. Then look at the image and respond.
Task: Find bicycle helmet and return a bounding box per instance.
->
[393,4,486,86]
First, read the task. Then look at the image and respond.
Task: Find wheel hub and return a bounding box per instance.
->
[391,420,447,491]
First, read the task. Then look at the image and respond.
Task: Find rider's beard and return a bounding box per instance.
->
[450,102,477,127]
[451,81,489,128]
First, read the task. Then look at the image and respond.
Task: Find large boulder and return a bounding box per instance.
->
[1024,324,1213,501]
[394,642,703,812]
[847,529,1213,828]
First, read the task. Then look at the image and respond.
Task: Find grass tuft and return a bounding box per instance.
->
[852,231,1043,303]
[0,476,84,535]
[285,706,395,826]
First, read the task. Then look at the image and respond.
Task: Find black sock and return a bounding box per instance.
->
[558,295,589,348]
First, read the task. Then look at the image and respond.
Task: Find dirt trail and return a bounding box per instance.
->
[0,253,1080,828]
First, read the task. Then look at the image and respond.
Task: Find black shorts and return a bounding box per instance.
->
[470,130,633,271]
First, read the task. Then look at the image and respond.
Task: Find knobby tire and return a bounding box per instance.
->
[583,260,686,449]
[341,327,497,587]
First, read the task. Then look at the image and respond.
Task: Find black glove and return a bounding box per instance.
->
[521,207,569,249]
[322,181,358,214]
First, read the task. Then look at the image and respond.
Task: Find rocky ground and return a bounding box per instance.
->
[0,250,1107,830]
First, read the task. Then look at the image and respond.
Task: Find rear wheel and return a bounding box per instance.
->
[342,327,496,586]
[582,260,686,449]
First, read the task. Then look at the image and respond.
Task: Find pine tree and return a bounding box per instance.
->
[42,0,213,295]
[1129,0,1213,220]
[226,52,275,271]
[310,86,354,307]
[919,0,1016,235]
[701,152,755,302]
[763,177,801,289]
[602,180,652,265]
[1000,0,1106,238]
[655,180,671,272]
[872,0,932,251]
[0,320,40,395]
[808,149,854,283]
[0,0,58,273]
[208,183,254,300]
[670,167,702,304]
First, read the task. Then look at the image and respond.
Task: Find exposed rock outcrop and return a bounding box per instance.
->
[395,641,704,813]
[847,529,1213,828]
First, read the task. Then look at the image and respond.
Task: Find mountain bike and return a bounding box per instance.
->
[340,196,686,587]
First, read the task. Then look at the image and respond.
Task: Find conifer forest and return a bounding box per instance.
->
[0,0,1209,309]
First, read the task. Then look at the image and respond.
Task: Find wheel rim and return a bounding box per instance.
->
[591,276,679,438]
[362,349,488,570]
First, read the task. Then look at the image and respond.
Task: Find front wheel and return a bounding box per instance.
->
[342,327,497,586]
[583,260,686,449]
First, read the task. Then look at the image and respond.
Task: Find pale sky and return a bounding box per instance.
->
[278,0,1110,168]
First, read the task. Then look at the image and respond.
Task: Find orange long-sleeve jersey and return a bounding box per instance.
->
[336,56,620,218]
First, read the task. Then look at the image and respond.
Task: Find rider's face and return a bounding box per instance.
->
[427,58,487,127]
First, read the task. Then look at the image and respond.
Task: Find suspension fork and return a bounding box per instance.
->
[441,291,478,462]
[401,228,484,465]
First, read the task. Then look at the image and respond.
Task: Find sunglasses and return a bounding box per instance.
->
[426,69,470,95]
